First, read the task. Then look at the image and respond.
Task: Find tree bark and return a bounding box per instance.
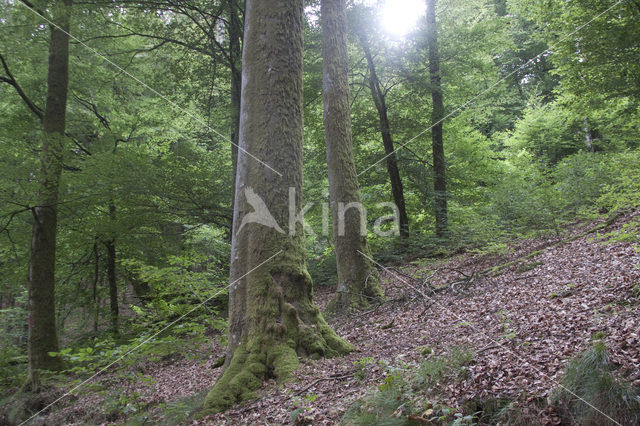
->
[228,0,243,233]
[105,202,118,336]
[92,240,99,332]
[584,118,595,152]
[26,0,73,388]
[105,239,117,334]
[427,0,448,238]
[322,0,382,313]
[203,0,352,413]
[358,33,410,237]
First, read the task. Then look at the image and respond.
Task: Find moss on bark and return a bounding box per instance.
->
[322,0,384,314]
[203,0,353,414]
[203,269,352,414]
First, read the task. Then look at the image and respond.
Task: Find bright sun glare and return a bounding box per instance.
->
[380,0,426,38]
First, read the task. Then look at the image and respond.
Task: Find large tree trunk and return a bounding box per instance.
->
[322,0,382,313]
[26,0,73,388]
[358,34,410,237]
[203,0,352,413]
[427,0,448,238]
[228,0,243,232]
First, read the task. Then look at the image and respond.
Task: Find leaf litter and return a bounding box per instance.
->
[43,212,640,424]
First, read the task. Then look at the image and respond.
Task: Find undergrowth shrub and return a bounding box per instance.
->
[551,341,640,425]
[596,150,640,213]
[0,304,27,390]
[342,348,475,425]
[307,245,337,288]
[417,347,474,388]
[488,149,640,238]
[553,152,617,215]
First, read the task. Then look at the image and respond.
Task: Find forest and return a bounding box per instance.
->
[0,0,639,424]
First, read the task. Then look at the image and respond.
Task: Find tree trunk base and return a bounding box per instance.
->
[203,292,352,414]
[326,273,384,315]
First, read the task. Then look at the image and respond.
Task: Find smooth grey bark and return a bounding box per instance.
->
[203,0,351,413]
[584,118,595,152]
[26,0,73,388]
[322,0,382,313]
[427,0,448,238]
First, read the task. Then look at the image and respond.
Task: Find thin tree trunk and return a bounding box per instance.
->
[105,200,118,334]
[322,0,382,313]
[26,0,73,388]
[92,240,99,332]
[427,0,448,238]
[358,34,410,237]
[203,0,351,413]
[584,118,595,152]
[105,240,118,335]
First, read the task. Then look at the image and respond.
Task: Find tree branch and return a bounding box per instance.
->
[0,54,44,120]
[0,207,31,234]
[18,0,47,19]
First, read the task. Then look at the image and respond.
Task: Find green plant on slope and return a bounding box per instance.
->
[342,348,474,425]
[551,341,640,425]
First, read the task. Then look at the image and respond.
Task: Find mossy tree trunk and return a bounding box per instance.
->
[358,32,410,237]
[427,0,448,238]
[26,0,73,389]
[322,0,382,313]
[228,0,243,233]
[203,0,352,413]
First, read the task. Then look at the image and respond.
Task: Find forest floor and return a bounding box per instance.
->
[36,211,640,425]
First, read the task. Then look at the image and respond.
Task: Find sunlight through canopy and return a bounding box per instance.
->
[380,0,426,37]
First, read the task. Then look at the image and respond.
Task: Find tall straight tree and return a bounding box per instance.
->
[26,0,73,388]
[357,31,410,237]
[204,0,351,413]
[427,0,448,237]
[322,0,382,312]
[227,0,243,230]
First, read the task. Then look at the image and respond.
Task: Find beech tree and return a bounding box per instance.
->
[426,0,448,237]
[357,29,410,237]
[203,0,352,412]
[26,0,73,388]
[322,0,383,313]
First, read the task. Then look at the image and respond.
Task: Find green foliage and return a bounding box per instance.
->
[49,334,180,377]
[551,341,640,425]
[0,301,27,389]
[343,348,475,425]
[290,394,319,423]
[353,356,377,382]
[596,152,640,214]
[342,384,413,426]
[161,389,209,425]
[307,245,338,288]
[486,149,640,238]
[417,347,474,388]
[105,390,145,419]
[0,0,639,420]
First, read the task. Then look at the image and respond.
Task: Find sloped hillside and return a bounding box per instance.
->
[201,212,640,424]
[31,212,640,425]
